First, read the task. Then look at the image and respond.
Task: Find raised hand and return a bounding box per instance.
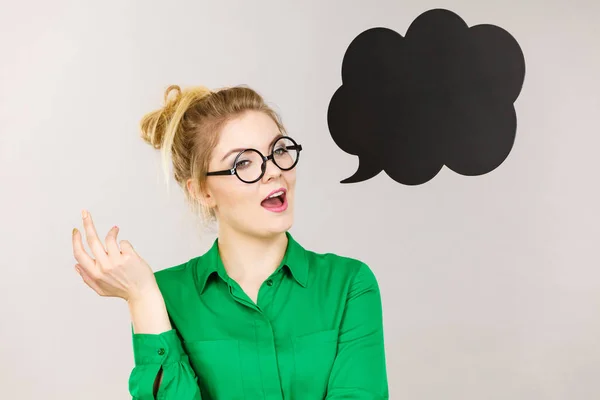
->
[72,209,158,302]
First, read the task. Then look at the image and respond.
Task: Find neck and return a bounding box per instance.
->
[217,225,288,284]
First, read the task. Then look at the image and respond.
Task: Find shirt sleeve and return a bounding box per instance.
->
[325,263,389,399]
[128,327,202,400]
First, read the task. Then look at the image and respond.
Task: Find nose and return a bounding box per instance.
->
[261,156,282,183]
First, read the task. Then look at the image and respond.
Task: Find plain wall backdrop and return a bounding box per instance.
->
[1,0,599,399]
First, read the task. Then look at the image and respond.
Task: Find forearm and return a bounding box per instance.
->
[128,285,172,398]
[128,285,172,334]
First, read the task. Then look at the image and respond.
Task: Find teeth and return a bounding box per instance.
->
[267,190,284,199]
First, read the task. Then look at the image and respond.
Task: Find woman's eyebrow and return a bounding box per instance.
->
[220,133,284,162]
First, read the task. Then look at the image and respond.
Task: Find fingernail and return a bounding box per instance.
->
[82,209,88,219]
[72,228,78,236]
[113,225,119,231]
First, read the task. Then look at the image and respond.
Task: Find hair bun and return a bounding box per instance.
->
[139,84,214,151]
[139,84,184,149]
[163,85,183,107]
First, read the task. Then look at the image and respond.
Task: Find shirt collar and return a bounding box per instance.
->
[195,231,309,294]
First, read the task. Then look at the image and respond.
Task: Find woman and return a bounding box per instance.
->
[71,85,388,399]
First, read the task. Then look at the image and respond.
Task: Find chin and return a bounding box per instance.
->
[271,215,294,233]
[261,213,294,236]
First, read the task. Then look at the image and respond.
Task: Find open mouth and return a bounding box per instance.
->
[261,189,287,210]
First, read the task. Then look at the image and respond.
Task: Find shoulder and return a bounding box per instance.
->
[305,248,380,290]
[152,257,198,294]
[307,249,363,273]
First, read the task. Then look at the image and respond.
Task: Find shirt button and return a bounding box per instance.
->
[157,348,165,356]
[266,279,273,286]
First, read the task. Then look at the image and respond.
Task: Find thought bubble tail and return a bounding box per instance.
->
[340,158,383,184]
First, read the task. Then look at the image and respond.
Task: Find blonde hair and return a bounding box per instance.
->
[140,84,286,227]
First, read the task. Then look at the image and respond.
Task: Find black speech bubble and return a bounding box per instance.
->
[327,8,526,185]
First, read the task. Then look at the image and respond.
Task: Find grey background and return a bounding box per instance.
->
[1,0,599,399]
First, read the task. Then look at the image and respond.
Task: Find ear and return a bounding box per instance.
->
[186,178,216,209]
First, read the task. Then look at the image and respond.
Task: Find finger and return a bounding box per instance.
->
[119,239,136,256]
[105,225,121,259]
[75,264,106,296]
[72,227,97,273]
[81,210,110,264]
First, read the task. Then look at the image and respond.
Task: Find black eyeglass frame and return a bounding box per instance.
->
[206,136,303,184]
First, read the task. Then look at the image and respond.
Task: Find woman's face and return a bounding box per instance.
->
[203,110,297,238]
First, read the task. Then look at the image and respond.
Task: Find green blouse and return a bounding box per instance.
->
[128,231,388,399]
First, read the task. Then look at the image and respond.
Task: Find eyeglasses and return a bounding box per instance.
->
[206,136,303,184]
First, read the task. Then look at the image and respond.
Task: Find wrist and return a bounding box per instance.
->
[127,284,172,335]
[127,282,161,305]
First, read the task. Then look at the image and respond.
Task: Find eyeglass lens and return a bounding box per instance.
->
[234,137,299,182]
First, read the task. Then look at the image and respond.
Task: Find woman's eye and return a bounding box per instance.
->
[236,160,251,169]
[274,148,288,155]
